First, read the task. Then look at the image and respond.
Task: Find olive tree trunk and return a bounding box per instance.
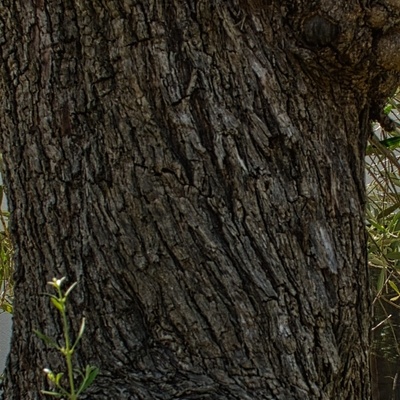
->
[0,0,399,399]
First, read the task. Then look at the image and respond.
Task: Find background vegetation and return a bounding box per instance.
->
[0,157,12,314]
[367,91,400,397]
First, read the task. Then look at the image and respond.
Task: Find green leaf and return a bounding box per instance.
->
[1,302,12,314]
[40,390,64,398]
[377,268,386,293]
[54,372,64,386]
[34,330,60,349]
[369,255,388,268]
[389,280,400,295]
[50,297,64,312]
[386,252,400,260]
[77,366,99,395]
[64,282,77,298]
[368,220,387,233]
[72,318,86,350]
[384,104,394,115]
[377,202,400,219]
[378,136,400,150]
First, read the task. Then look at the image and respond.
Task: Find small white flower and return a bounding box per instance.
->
[48,277,66,288]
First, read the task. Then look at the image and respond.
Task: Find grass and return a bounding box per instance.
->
[0,157,13,314]
[366,91,400,391]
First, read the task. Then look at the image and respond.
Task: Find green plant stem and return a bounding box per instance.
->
[37,278,98,399]
[59,289,76,400]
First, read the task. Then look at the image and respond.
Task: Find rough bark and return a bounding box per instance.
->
[0,0,399,399]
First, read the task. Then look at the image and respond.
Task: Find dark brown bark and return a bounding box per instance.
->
[0,0,399,398]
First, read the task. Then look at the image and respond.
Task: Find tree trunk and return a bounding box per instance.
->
[0,0,399,398]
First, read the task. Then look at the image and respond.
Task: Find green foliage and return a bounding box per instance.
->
[366,92,400,369]
[35,278,99,399]
[0,159,13,314]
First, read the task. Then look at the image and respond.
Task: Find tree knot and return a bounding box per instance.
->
[302,15,339,48]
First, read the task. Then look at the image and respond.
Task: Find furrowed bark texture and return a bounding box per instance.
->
[0,0,399,399]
